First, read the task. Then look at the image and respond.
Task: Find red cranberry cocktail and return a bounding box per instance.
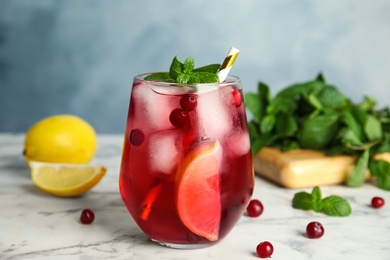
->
[120,69,254,248]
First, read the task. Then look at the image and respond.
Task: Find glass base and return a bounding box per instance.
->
[151,239,214,249]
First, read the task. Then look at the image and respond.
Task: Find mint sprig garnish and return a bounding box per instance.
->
[144,56,220,84]
[292,186,352,217]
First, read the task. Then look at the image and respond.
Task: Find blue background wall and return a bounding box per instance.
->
[1,0,389,133]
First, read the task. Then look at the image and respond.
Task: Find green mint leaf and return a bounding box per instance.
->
[369,160,390,190]
[372,133,390,154]
[275,113,298,137]
[307,94,323,110]
[342,109,365,143]
[144,72,172,82]
[248,121,264,154]
[183,57,195,74]
[316,72,326,83]
[193,64,221,73]
[244,82,271,124]
[340,108,369,149]
[257,82,272,109]
[321,195,352,217]
[311,186,322,212]
[177,73,191,83]
[261,114,276,134]
[250,139,264,154]
[299,111,340,150]
[364,114,382,141]
[248,121,260,137]
[359,96,377,111]
[292,191,313,210]
[250,132,278,154]
[192,72,219,83]
[245,93,262,123]
[267,96,297,115]
[352,109,382,142]
[169,56,184,80]
[276,80,323,100]
[188,74,200,84]
[348,149,369,187]
[340,128,365,148]
[316,85,349,109]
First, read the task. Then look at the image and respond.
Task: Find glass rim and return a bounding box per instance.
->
[134,73,241,88]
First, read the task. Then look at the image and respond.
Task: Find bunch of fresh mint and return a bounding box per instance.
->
[144,56,220,84]
[245,73,390,190]
[292,186,352,217]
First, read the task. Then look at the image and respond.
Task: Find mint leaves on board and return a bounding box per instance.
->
[144,56,220,84]
[245,73,390,190]
[292,186,352,217]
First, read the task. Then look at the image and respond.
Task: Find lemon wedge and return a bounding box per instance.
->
[29,161,106,197]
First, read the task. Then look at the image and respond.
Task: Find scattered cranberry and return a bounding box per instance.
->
[371,197,385,208]
[169,108,190,129]
[80,209,95,224]
[130,128,144,146]
[180,95,197,111]
[306,221,324,239]
[232,89,242,107]
[256,241,274,258]
[246,199,264,217]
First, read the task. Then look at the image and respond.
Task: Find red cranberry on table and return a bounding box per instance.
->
[371,197,385,208]
[246,199,264,217]
[256,241,274,258]
[306,221,324,239]
[80,209,95,224]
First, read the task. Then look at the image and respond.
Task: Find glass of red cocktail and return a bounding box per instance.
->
[119,56,254,249]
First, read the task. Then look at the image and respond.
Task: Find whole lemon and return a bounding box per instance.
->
[24,115,97,164]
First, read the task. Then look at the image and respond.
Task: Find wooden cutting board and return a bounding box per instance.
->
[253,147,390,188]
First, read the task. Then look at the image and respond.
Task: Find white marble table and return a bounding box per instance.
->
[1,133,389,260]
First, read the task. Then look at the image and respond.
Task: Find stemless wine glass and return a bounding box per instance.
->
[119,73,254,249]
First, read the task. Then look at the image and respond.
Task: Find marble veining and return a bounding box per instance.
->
[1,134,389,260]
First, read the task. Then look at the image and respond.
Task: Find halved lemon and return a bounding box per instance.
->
[29,161,106,197]
[176,140,222,241]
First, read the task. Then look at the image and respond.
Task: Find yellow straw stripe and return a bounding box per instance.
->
[219,52,239,70]
[217,47,240,82]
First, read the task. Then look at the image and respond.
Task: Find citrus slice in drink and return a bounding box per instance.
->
[176,140,222,241]
[29,161,106,197]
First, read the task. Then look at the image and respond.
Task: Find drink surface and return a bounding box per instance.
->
[120,74,254,247]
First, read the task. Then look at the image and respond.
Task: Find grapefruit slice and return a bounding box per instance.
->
[176,140,222,241]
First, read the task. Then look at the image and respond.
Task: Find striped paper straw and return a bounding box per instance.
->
[217,47,240,82]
